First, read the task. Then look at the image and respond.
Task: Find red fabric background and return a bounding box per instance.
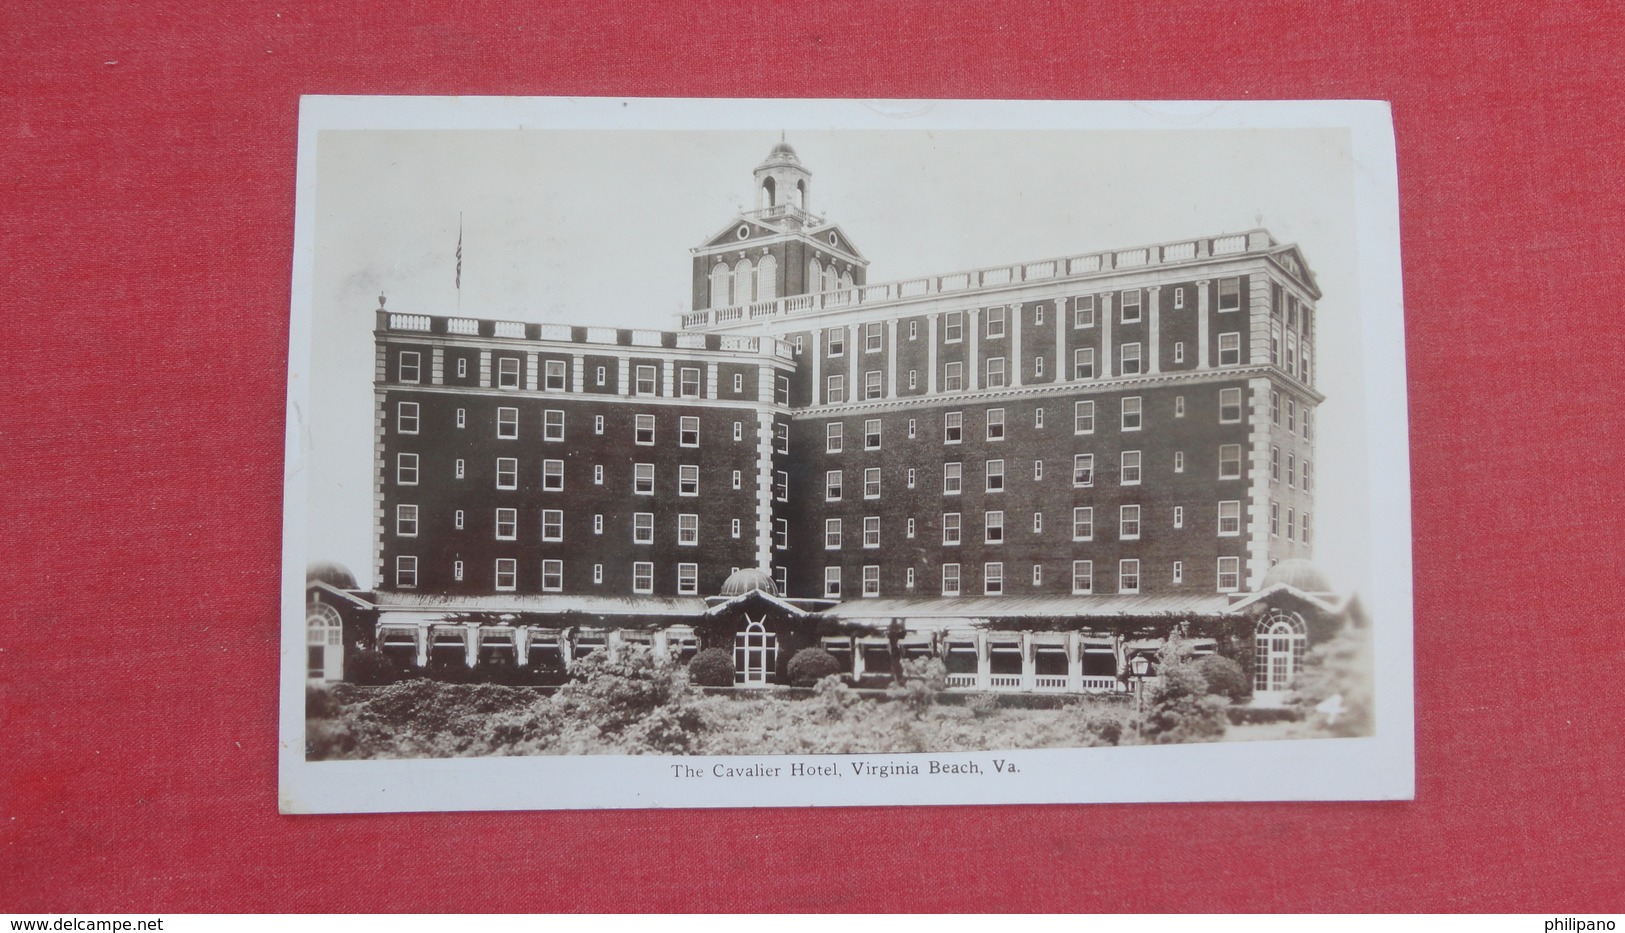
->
[3,0,1622,913]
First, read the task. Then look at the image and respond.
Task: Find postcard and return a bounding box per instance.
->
[280,97,1413,812]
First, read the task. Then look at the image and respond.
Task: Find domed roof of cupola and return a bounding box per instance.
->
[758,139,802,167]
[719,568,781,598]
[1260,559,1335,594]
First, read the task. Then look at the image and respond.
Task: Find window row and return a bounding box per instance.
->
[396,403,721,447]
[398,349,783,401]
[819,556,1244,598]
[393,556,708,595]
[818,501,1243,548]
[1269,390,1314,440]
[1268,447,1314,491]
[1267,504,1314,544]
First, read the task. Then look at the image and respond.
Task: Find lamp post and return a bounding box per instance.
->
[1129,654,1151,741]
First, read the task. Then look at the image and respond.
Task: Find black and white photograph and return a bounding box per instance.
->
[279,98,1413,812]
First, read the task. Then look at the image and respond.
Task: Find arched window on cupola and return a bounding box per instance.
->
[795,179,807,210]
[710,262,731,309]
[761,176,777,208]
[808,258,822,295]
[756,254,777,300]
[733,258,755,305]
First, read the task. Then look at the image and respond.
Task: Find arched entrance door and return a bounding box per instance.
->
[1253,611,1307,705]
[307,602,344,682]
[733,619,778,687]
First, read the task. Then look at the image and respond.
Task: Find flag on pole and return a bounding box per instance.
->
[455,214,463,292]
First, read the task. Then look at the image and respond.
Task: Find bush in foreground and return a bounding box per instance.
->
[557,645,690,733]
[1142,666,1230,745]
[1194,654,1251,704]
[687,648,735,687]
[346,648,408,686]
[786,647,841,686]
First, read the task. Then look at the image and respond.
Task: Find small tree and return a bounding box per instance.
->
[1141,666,1229,744]
[888,657,947,719]
[556,645,690,733]
[1290,623,1374,737]
[787,647,841,686]
[687,647,735,687]
[1194,654,1250,704]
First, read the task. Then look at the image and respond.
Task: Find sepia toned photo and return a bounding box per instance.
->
[279,98,1413,812]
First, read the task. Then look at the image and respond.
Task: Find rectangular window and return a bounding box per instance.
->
[863,516,880,548]
[595,366,606,387]
[825,518,842,550]
[1271,446,1281,482]
[1120,504,1141,540]
[538,459,562,491]
[1219,388,1243,423]
[454,560,463,582]
[633,513,654,544]
[545,360,566,390]
[1271,390,1281,424]
[679,464,699,496]
[399,351,420,384]
[1174,287,1185,310]
[1072,506,1093,541]
[775,518,788,550]
[985,357,1006,388]
[944,311,963,343]
[987,306,1005,338]
[680,416,699,447]
[986,408,1006,441]
[494,508,517,540]
[1217,556,1241,592]
[1073,454,1094,487]
[864,467,881,499]
[592,415,604,436]
[1035,357,1044,377]
[776,422,789,452]
[1075,401,1095,434]
[457,358,468,379]
[909,320,918,340]
[456,408,466,429]
[542,509,563,542]
[542,560,563,593]
[678,514,698,546]
[634,463,654,495]
[1035,408,1045,429]
[1174,505,1184,529]
[1218,332,1241,366]
[1175,396,1186,418]
[732,470,742,490]
[1304,459,1314,492]
[775,470,788,502]
[1218,277,1241,312]
[1119,559,1140,594]
[825,567,841,598]
[496,407,517,439]
[1121,396,1142,431]
[1074,296,1096,328]
[1033,511,1043,534]
[1219,500,1242,536]
[944,361,964,392]
[496,457,517,489]
[865,370,882,400]
[1120,342,1142,375]
[1175,342,1185,364]
[1220,444,1242,479]
[395,504,418,537]
[1033,460,1043,481]
[944,411,963,444]
[907,517,916,538]
[1303,512,1312,544]
[498,357,520,389]
[451,460,464,481]
[864,321,882,352]
[1072,560,1093,595]
[1120,289,1142,323]
[1074,347,1095,380]
[397,401,420,435]
[592,563,603,584]
[679,367,700,398]
[984,511,1004,544]
[985,459,1005,492]
[541,409,564,441]
[635,365,656,395]
[777,374,790,405]
[1287,399,1297,432]
[828,327,845,357]
[862,565,880,597]
[1120,450,1142,485]
[827,374,846,403]
[395,556,417,588]
[826,470,843,501]
[675,564,698,595]
[455,510,464,530]
[495,558,517,591]
[942,564,961,597]
[633,562,653,594]
[396,453,419,485]
[907,418,917,439]
[1173,561,1184,584]
[1271,502,1280,536]
[943,462,962,495]
[731,519,741,539]
[984,562,1004,595]
[635,414,655,445]
[1288,454,1297,488]
[942,513,962,545]
[1175,451,1185,473]
[865,418,881,449]
[907,468,917,489]
[908,369,918,390]
[826,422,843,453]
[732,373,744,394]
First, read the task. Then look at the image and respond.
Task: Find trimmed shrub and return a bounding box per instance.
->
[346,648,407,686]
[305,685,338,719]
[787,647,841,686]
[1142,666,1230,745]
[1194,654,1251,704]
[687,648,735,687]
[557,645,690,733]
[1227,706,1303,726]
